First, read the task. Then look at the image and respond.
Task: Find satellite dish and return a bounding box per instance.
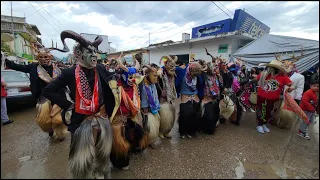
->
[1,33,14,42]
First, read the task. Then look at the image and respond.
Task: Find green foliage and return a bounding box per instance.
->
[1,42,16,56]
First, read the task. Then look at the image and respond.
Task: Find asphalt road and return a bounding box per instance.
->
[1,99,319,179]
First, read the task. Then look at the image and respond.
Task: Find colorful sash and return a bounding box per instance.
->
[37,64,61,83]
[75,65,99,115]
[144,84,161,114]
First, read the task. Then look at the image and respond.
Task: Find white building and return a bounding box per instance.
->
[148,31,255,65]
[147,8,270,65]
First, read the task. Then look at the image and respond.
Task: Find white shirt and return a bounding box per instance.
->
[288,72,305,100]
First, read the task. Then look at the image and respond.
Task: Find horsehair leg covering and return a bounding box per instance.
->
[69,120,95,179]
[147,113,160,145]
[159,102,175,135]
[124,119,146,153]
[93,118,113,177]
[278,100,296,129]
[36,100,53,132]
[52,121,68,141]
[111,123,130,158]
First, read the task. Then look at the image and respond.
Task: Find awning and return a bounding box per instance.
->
[231,34,319,73]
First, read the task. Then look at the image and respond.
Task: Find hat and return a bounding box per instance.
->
[258,60,289,73]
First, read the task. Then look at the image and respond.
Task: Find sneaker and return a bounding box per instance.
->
[256,126,264,134]
[262,124,270,133]
[242,107,247,112]
[181,135,186,139]
[297,131,311,140]
[186,134,192,139]
[2,120,13,125]
[121,166,129,171]
[250,108,255,112]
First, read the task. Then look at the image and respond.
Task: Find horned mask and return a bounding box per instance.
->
[24,42,57,66]
[275,46,304,73]
[142,64,160,84]
[50,30,105,69]
[159,55,177,76]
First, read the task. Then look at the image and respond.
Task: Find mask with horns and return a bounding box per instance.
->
[49,30,105,69]
[159,55,177,76]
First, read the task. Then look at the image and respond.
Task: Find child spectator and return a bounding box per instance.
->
[297,79,319,140]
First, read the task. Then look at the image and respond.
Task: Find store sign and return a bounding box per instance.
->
[230,9,270,38]
[21,53,33,60]
[191,19,232,39]
[218,44,228,53]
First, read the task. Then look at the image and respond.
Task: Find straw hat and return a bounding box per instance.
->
[258,60,289,73]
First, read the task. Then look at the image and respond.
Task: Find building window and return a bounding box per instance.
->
[218,44,228,53]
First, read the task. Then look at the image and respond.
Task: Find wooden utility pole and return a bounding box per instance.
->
[11,1,16,53]
[149,32,150,46]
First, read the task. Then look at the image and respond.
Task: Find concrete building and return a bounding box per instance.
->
[147,9,270,65]
[1,15,42,62]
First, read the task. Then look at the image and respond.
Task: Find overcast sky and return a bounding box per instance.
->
[1,1,319,58]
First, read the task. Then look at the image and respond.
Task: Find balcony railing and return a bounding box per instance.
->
[1,22,36,40]
[1,15,26,24]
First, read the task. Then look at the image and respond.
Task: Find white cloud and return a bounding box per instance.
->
[1,1,319,59]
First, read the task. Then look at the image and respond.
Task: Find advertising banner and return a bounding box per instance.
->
[191,19,232,39]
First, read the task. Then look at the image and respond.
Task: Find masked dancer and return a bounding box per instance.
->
[176,61,202,139]
[156,55,178,139]
[254,55,295,134]
[140,64,162,148]
[42,30,114,179]
[5,42,68,141]
[108,52,146,171]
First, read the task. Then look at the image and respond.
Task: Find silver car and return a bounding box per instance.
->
[1,69,35,106]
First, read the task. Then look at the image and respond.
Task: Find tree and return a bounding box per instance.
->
[1,42,16,56]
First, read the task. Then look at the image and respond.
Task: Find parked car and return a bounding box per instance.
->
[1,69,35,106]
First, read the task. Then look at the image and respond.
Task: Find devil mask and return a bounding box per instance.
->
[159,55,177,76]
[143,64,160,84]
[49,30,104,69]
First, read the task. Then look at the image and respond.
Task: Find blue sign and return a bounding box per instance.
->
[191,19,232,39]
[230,9,270,38]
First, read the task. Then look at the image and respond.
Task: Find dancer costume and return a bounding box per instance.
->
[156,55,178,139]
[42,30,114,179]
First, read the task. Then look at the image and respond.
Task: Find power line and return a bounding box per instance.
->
[150,2,215,34]
[125,1,164,28]
[272,4,319,32]
[153,1,268,45]
[35,2,67,31]
[117,1,233,48]
[115,1,217,46]
[26,1,61,18]
[211,1,232,18]
[95,1,145,35]
[218,1,234,17]
[28,2,61,35]
[152,1,233,34]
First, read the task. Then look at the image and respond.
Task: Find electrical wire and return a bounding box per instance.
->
[117,1,234,48]
[28,2,61,34]
[218,1,234,17]
[152,1,233,34]
[211,1,232,18]
[95,1,145,35]
[154,1,269,44]
[35,2,67,31]
[272,4,319,32]
[26,1,61,18]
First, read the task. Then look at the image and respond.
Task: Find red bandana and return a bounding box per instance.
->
[75,65,99,115]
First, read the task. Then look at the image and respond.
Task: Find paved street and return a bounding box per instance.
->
[1,99,319,179]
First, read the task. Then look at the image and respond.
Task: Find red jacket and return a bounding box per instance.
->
[1,77,7,97]
[300,89,318,112]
